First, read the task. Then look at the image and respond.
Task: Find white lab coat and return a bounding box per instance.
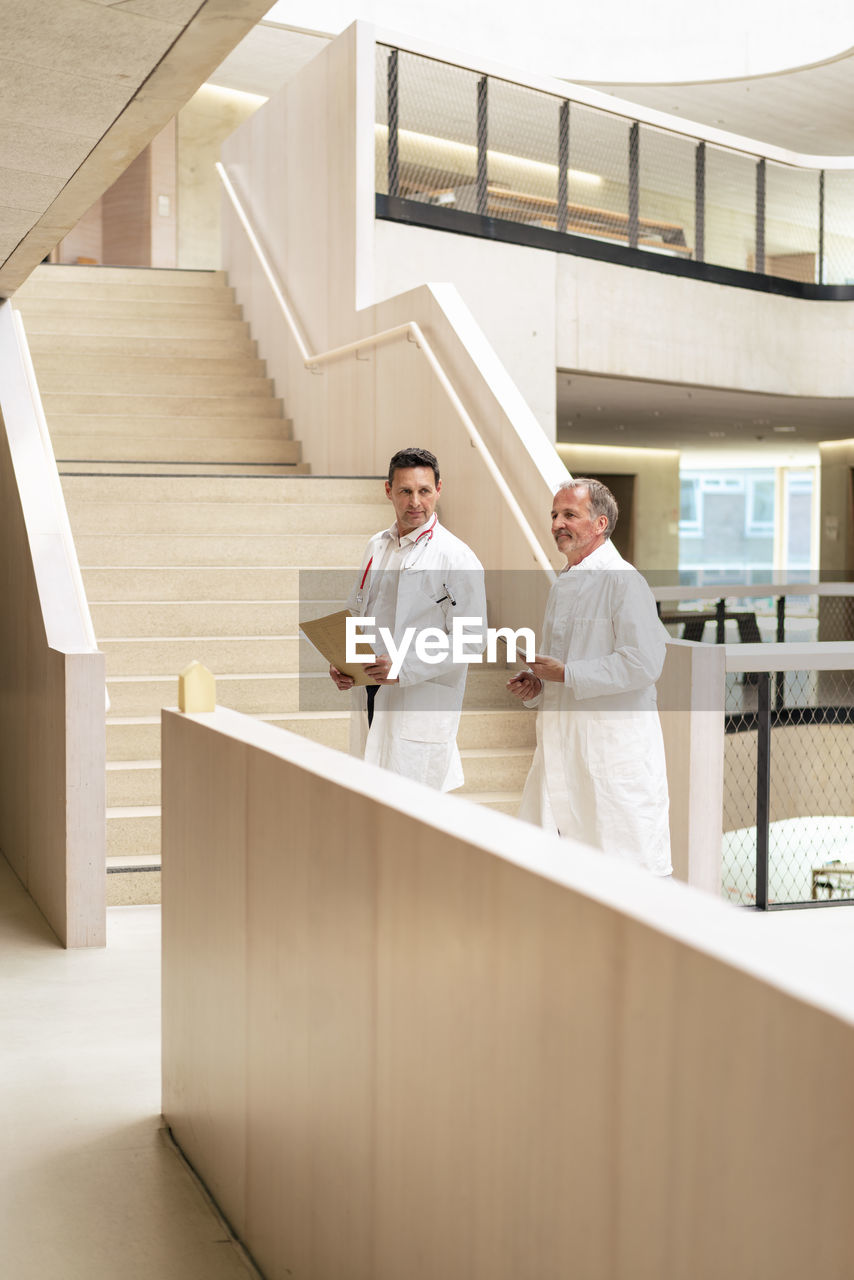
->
[517,539,672,875]
[347,518,486,791]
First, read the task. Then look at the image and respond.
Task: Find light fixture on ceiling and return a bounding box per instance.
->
[773,426,796,433]
[708,431,726,438]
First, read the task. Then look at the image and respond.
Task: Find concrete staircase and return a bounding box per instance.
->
[15,264,534,903]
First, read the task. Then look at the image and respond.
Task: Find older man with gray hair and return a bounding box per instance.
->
[508,478,672,876]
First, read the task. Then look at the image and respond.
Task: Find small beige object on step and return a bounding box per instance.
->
[178,661,215,712]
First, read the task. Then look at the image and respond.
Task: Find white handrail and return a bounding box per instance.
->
[216,161,556,578]
[12,309,99,656]
[652,580,854,602]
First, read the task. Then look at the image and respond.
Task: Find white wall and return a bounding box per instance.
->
[374,221,557,438]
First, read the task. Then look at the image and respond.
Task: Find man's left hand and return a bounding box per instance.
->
[363,655,399,685]
[529,654,566,683]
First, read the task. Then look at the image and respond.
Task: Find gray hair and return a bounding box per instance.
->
[554,478,619,538]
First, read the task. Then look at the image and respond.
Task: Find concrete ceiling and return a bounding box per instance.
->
[590,50,854,156]
[0,0,274,297]
[207,20,329,97]
[558,371,854,454]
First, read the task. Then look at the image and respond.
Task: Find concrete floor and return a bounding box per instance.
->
[0,855,256,1280]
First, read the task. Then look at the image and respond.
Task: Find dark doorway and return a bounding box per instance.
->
[581,473,636,563]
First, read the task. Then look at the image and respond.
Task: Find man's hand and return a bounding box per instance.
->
[529,654,566,683]
[363,655,399,685]
[329,663,354,691]
[507,670,543,701]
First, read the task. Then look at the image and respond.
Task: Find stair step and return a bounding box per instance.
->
[43,393,283,417]
[107,806,160,857]
[32,352,266,377]
[458,748,533,793]
[82,565,307,600]
[465,793,524,815]
[16,280,236,305]
[50,415,294,442]
[39,371,275,398]
[101,634,306,677]
[107,761,160,808]
[55,437,298,465]
[68,500,388,536]
[62,474,385,504]
[76,531,367,566]
[58,461,310,476]
[15,297,242,321]
[106,711,352,760]
[27,332,258,358]
[106,866,162,906]
[21,315,253,341]
[28,265,226,286]
[91,600,345,638]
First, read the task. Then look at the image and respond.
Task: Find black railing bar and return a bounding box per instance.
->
[755,671,771,912]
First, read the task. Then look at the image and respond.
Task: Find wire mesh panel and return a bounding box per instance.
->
[701,144,758,273]
[378,46,484,209]
[723,667,854,907]
[822,170,854,285]
[764,162,820,284]
[486,78,562,228]
[638,125,696,260]
[563,103,631,246]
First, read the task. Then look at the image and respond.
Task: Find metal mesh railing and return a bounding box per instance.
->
[376,42,854,288]
[722,667,854,908]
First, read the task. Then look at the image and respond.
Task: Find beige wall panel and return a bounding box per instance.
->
[161,714,248,1233]
[177,87,261,270]
[0,413,105,947]
[162,706,854,1280]
[102,149,151,267]
[150,119,177,269]
[819,440,854,580]
[57,196,103,265]
[657,640,725,890]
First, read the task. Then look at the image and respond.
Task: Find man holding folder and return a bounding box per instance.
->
[329,447,486,791]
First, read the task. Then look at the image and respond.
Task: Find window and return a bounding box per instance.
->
[745,476,775,536]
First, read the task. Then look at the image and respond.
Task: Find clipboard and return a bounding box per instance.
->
[299,609,379,686]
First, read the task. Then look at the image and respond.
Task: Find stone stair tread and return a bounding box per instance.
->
[107,804,160,817]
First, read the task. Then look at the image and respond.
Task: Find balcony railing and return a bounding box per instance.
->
[375,43,854,298]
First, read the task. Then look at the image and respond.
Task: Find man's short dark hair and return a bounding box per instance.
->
[387,447,440,486]
[556,478,619,538]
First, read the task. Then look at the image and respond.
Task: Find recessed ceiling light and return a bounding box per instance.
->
[773,426,796,433]
[708,431,726,438]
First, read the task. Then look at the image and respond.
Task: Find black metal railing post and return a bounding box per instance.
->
[476,76,488,217]
[387,49,400,199]
[694,141,705,262]
[755,671,771,910]
[818,169,826,285]
[628,122,640,249]
[755,157,766,275]
[775,596,786,709]
[557,100,570,234]
[716,597,726,644]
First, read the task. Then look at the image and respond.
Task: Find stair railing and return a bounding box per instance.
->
[216,160,557,578]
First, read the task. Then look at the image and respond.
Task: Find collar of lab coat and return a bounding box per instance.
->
[563,537,623,574]
[380,514,439,548]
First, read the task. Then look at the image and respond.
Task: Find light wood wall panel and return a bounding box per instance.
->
[0,302,105,946]
[162,705,854,1280]
[102,148,151,267]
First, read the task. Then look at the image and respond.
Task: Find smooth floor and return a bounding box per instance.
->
[0,855,256,1280]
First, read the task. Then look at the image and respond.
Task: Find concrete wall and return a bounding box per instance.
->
[0,302,105,947]
[162,702,854,1280]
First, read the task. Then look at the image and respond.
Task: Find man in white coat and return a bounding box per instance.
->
[329,447,486,792]
[508,479,672,876]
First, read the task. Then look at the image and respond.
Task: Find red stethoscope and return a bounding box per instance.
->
[358,514,437,592]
